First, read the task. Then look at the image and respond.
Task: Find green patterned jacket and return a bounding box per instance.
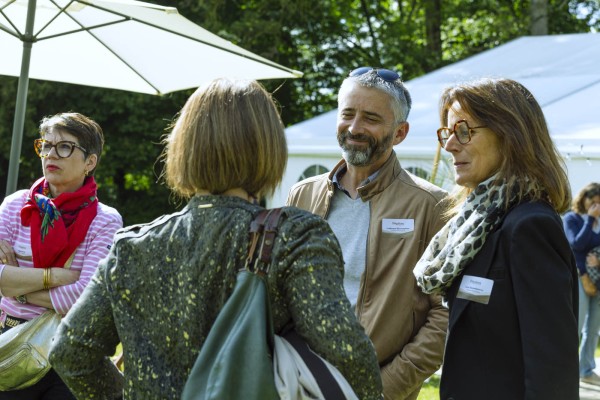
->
[50,195,382,399]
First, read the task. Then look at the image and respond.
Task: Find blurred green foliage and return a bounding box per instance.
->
[1,0,598,225]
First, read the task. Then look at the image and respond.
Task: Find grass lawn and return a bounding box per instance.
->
[417,374,440,400]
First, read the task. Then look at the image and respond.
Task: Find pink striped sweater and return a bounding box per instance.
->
[0,189,122,321]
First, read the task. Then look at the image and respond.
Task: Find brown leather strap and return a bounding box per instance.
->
[258,208,283,265]
[246,210,270,268]
[246,208,283,274]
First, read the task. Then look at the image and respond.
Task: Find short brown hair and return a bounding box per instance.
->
[163,79,287,199]
[39,112,104,176]
[439,78,571,213]
[572,182,600,213]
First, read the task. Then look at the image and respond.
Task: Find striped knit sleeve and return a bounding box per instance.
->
[0,191,28,298]
[49,203,122,315]
[0,190,27,244]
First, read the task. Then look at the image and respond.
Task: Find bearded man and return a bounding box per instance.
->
[287,67,448,400]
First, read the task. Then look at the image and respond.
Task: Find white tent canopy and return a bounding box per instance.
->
[272,33,600,207]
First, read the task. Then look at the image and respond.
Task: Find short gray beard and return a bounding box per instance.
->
[338,130,394,167]
[342,147,371,166]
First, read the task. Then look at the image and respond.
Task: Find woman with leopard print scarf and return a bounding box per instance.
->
[413,78,578,400]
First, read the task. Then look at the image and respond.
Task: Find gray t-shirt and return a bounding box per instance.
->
[327,190,370,306]
[327,165,377,306]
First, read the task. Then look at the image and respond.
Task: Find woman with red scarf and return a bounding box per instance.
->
[0,112,122,399]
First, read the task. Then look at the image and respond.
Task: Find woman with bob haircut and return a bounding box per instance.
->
[414,77,579,399]
[49,78,383,399]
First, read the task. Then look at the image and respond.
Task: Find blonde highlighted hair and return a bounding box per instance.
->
[162,79,287,199]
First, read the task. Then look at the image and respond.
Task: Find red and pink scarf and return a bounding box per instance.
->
[20,177,98,268]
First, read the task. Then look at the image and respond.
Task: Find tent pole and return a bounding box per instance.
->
[430,143,441,184]
[6,0,36,196]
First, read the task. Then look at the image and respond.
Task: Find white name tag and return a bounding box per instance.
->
[382,219,414,234]
[456,275,494,305]
[14,243,32,257]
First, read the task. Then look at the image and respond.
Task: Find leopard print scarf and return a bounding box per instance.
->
[414,176,515,295]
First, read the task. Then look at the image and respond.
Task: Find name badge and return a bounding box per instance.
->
[456,275,494,305]
[382,219,414,234]
[14,243,33,260]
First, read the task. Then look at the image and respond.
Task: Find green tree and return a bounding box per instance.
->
[0,77,191,225]
[1,0,598,224]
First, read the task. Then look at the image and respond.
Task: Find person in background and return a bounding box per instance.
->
[563,182,600,385]
[287,67,448,400]
[0,112,123,399]
[49,78,383,399]
[414,77,579,400]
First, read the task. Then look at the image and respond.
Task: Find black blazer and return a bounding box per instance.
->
[440,201,579,400]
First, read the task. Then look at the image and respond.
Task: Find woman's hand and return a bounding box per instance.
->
[588,203,600,219]
[0,239,17,266]
[581,273,598,296]
[587,252,600,268]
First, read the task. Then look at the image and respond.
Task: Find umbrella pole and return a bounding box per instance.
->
[6,0,36,196]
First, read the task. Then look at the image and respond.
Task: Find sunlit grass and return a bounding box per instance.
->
[417,374,440,400]
[112,343,124,371]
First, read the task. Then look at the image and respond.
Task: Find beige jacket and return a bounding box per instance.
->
[287,153,449,400]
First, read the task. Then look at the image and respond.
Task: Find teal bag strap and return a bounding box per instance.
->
[181,208,283,400]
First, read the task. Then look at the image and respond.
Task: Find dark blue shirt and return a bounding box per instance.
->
[563,211,600,275]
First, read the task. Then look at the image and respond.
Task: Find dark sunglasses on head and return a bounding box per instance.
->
[349,67,400,82]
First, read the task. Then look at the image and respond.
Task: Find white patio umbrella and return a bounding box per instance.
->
[0,0,303,195]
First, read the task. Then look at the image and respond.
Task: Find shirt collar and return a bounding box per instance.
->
[332,164,381,197]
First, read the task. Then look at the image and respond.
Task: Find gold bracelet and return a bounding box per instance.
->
[43,268,51,290]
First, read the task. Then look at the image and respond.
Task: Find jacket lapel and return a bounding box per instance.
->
[447,230,502,331]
